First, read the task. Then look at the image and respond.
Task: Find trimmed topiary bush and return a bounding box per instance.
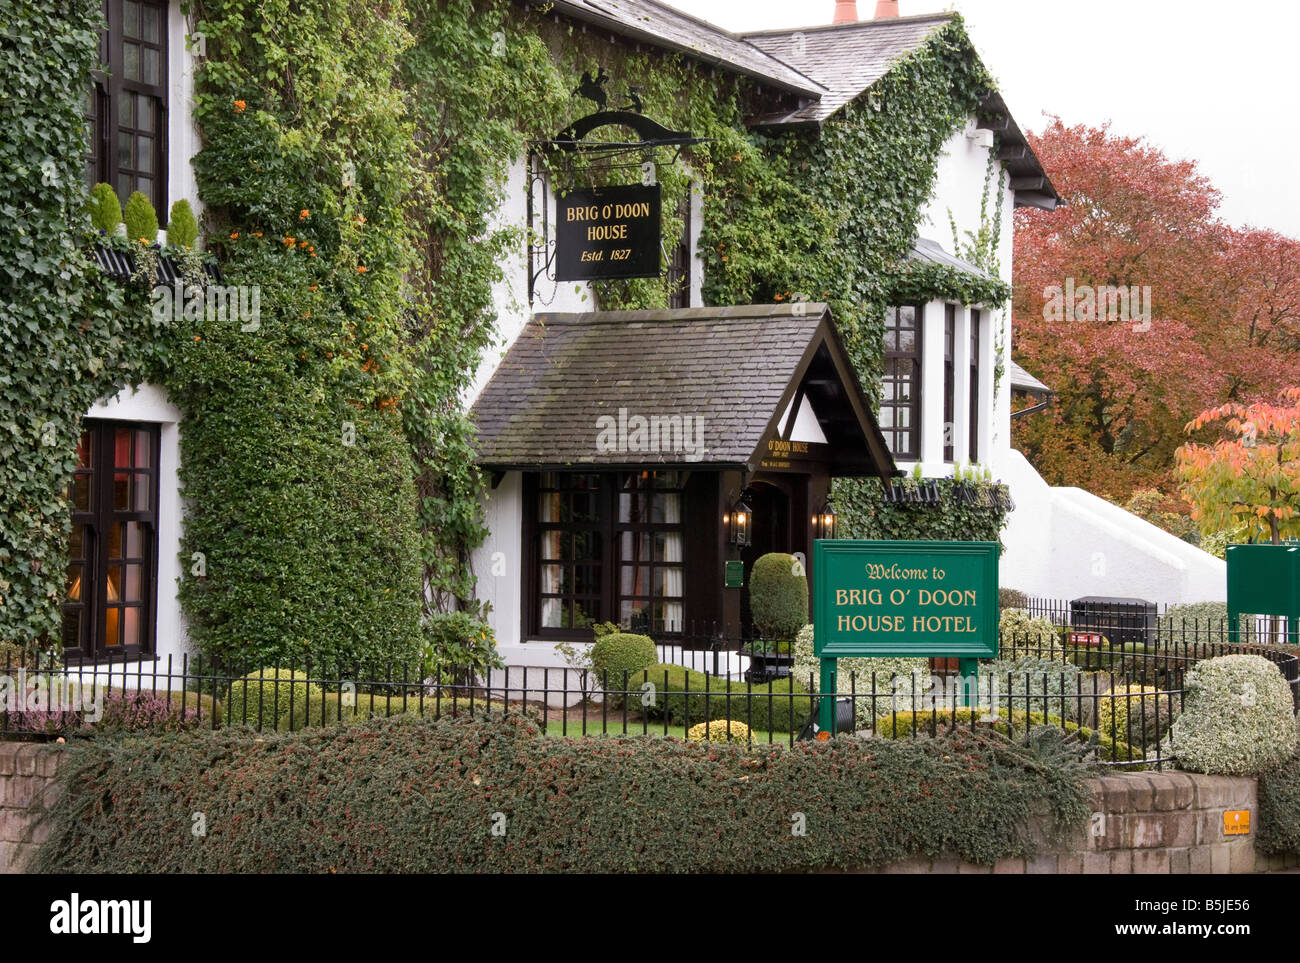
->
[590,632,657,703]
[1169,655,1298,775]
[227,669,323,731]
[87,182,122,234]
[999,609,1064,659]
[750,552,807,641]
[122,190,159,243]
[636,663,812,733]
[687,719,751,743]
[166,198,199,248]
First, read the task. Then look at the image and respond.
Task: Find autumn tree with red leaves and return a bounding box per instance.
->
[1176,387,1300,546]
[1012,119,1300,505]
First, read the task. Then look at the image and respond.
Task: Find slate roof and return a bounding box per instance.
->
[742,14,953,124]
[908,237,995,282]
[469,304,892,473]
[1009,360,1052,396]
[543,0,824,98]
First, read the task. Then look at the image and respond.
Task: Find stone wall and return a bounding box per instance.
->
[863,770,1300,874]
[0,742,64,874]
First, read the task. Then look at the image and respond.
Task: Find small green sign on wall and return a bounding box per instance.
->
[724,559,744,589]
[1226,544,1299,645]
[813,539,1000,659]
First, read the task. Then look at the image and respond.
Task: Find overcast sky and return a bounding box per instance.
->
[668,0,1300,238]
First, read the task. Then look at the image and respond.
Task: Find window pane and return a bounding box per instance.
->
[570,492,598,522]
[113,472,130,510]
[108,522,123,559]
[142,47,159,85]
[133,429,151,467]
[136,135,152,173]
[62,610,83,648]
[540,598,563,629]
[66,563,83,602]
[125,520,142,556]
[620,531,650,564]
[142,3,160,42]
[133,472,151,510]
[539,492,561,523]
[72,474,92,511]
[123,607,141,647]
[123,0,140,36]
[125,564,142,602]
[539,530,562,560]
[123,41,140,81]
[136,94,153,132]
[106,564,122,602]
[70,524,85,558]
[620,565,650,596]
[117,130,132,170]
[104,607,120,647]
[571,531,601,561]
[118,91,133,127]
[573,565,600,596]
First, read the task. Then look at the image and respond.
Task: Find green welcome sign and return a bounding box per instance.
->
[813,539,999,658]
[812,539,999,734]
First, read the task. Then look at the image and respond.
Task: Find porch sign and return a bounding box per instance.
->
[1226,544,1299,646]
[555,184,661,281]
[812,539,999,735]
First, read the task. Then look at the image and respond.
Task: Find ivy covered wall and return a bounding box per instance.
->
[2,0,1009,662]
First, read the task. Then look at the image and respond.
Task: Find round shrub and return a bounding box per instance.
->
[227,669,323,731]
[1155,601,1256,647]
[1170,655,1298,775]
[123,190,159,243]
[791,623,931,727]
[1096,683,1173,749]
[999,609,1063,659]
[687,719,751,743]
[87,182,122,234]
[166,198,199,249]
[998,587,1028,611]
[591,632,657,705]
[750,552,808,641]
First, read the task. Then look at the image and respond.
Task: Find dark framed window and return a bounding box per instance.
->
[86,0,168,215]
[64,420,161,660]
[528,471,685,639]
[881,304,922,460]
[943,303,956,462]
[666,191,693,309]
[616,472,684,634]
[536,472,605,632]
[969,309,981,461]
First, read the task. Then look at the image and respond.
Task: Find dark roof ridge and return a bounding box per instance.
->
[739,11,955,38]
[533,303,830,324]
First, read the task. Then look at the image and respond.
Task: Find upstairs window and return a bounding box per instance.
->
[86,0,168,215]
[881,304,922,460]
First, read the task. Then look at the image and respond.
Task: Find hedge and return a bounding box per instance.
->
[872,707,1144,765]
[1257,755,1300,856]
[637,664,813,733]
[31,714,1092,873]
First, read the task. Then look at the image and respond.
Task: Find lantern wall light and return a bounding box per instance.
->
[812,496,837,540]
[726,492,753,547]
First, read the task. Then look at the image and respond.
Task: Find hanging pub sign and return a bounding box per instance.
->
[555,183,661,281]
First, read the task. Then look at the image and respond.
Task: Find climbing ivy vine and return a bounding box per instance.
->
[4,2,1010,660]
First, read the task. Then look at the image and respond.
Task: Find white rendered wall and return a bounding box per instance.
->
[1000,451,1226,604]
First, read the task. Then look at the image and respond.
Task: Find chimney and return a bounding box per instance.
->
[832,1,858,22]
[874,0,900,17]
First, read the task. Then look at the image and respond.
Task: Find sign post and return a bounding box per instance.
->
[812,539,999,735]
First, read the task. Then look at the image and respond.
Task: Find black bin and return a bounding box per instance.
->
[1070,596,1156,646]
